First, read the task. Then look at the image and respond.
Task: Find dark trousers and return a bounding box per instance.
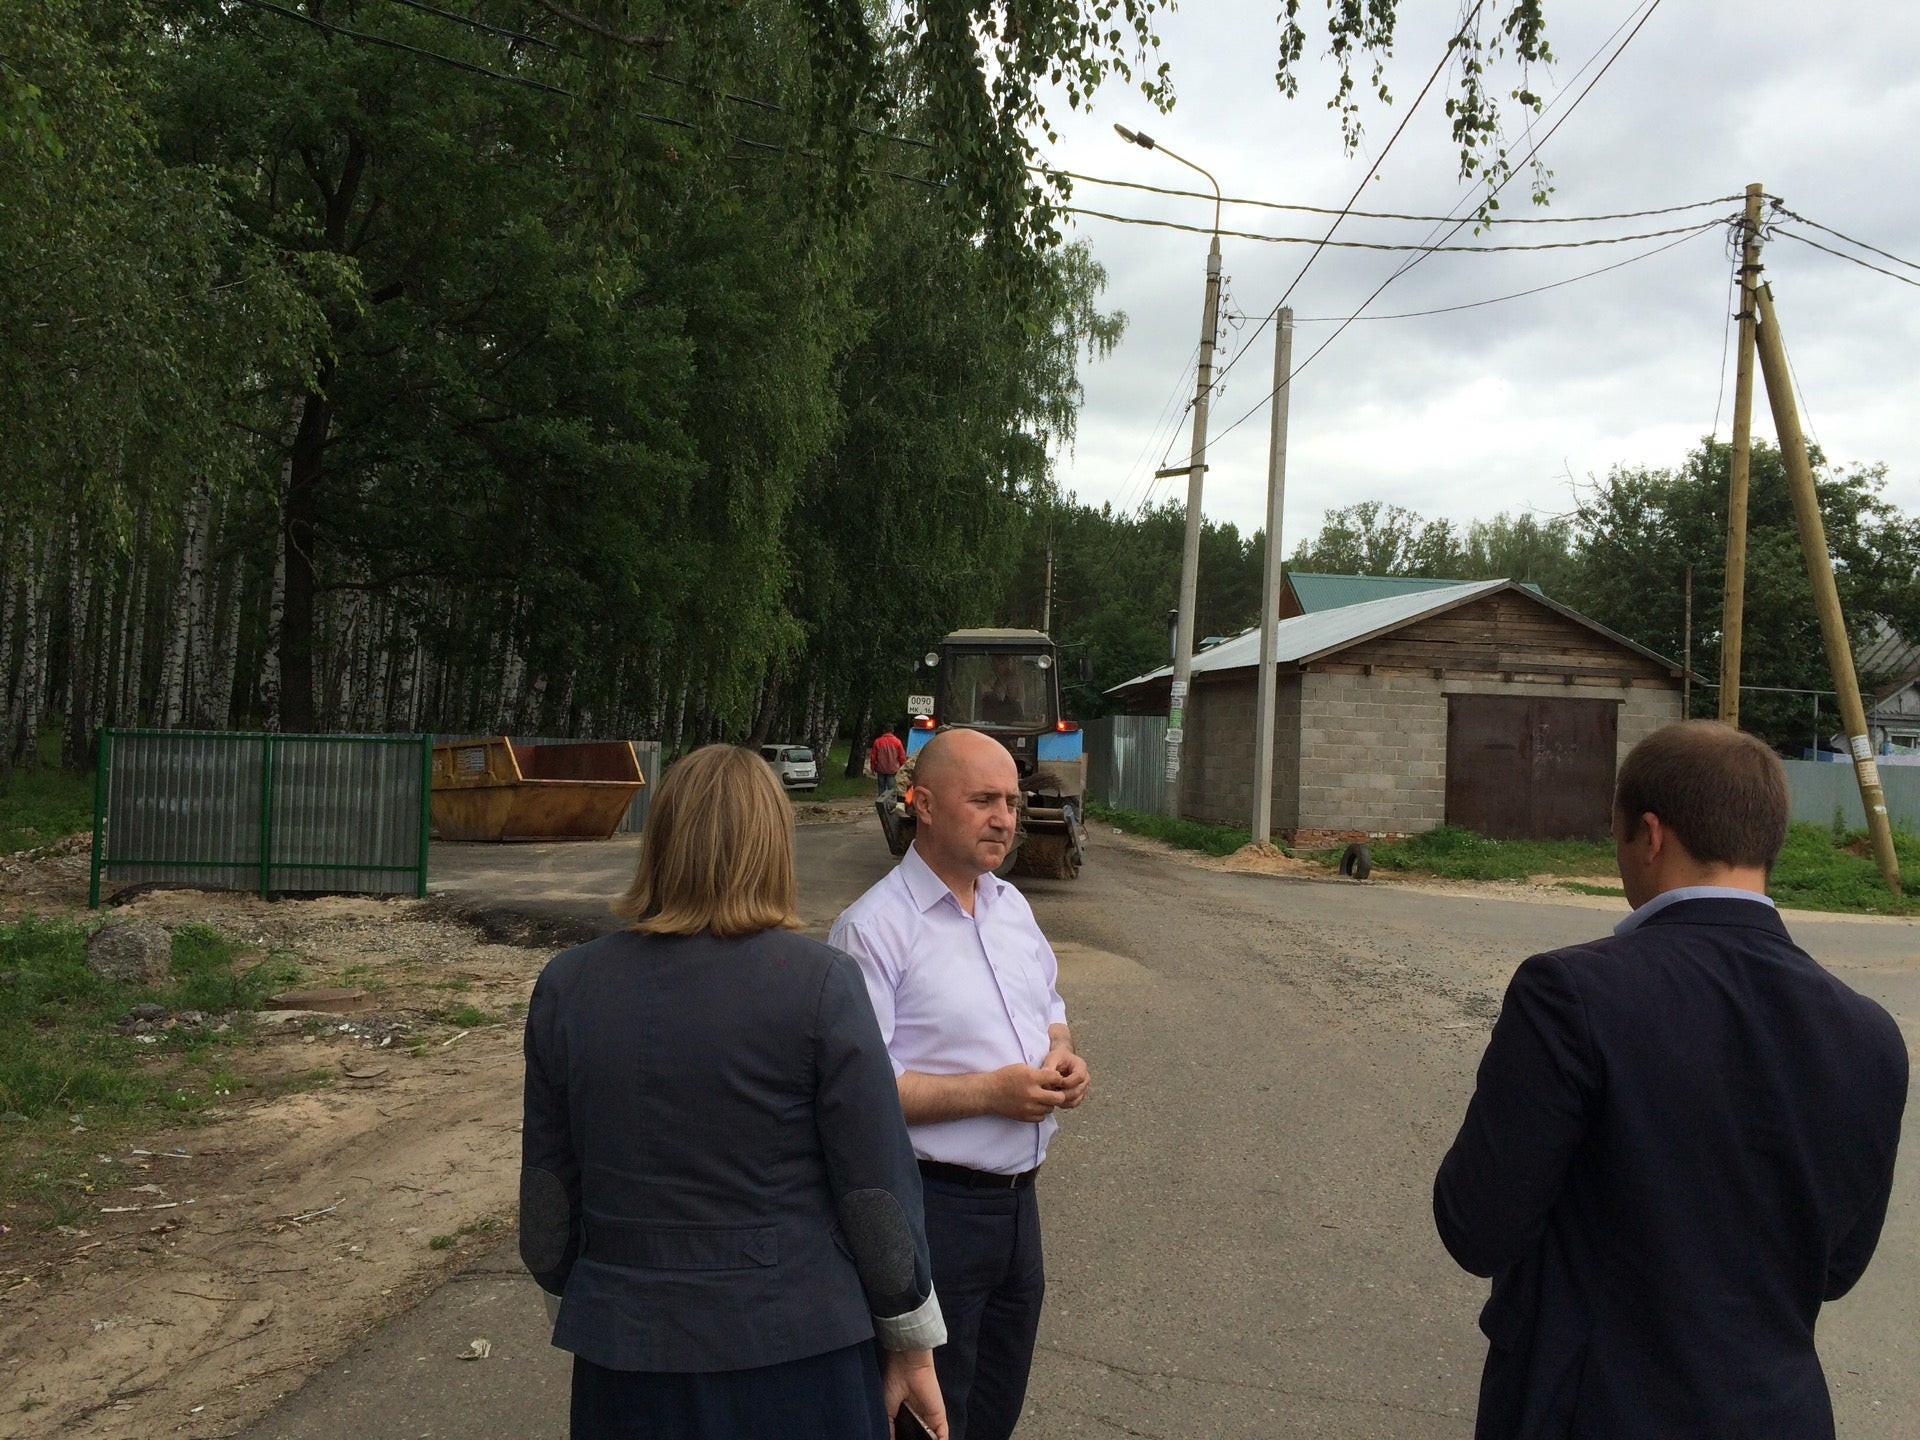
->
[920,1176,1045,1440]
[570,1341,885,1439]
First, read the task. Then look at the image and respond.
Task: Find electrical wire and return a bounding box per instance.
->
[1035,168,1741,228]
[375,0,558,50]
[1771,228,1920,291]
[1709,242,1738,440]
[1190,0,1672,461]
[1284,219,1720,322]
[1060,207,1722,252]
[234,0,572,94]
[1767,205,1920,276]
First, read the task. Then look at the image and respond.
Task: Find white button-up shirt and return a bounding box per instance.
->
[830,844,1068,1175]
[1612,885,1777,936]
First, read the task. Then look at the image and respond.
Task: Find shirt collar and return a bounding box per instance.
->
[1613,885,1776,936]
[901,842,1003,915]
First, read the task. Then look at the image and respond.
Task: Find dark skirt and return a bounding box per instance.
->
[569,1340,888,1440]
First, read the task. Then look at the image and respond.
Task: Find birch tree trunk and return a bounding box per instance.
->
[10,533,56,768]
[119,510,152,724]
[63,517,98,767]
[187,483,224,726]
[158,473,212,728]
[207,541,244,730]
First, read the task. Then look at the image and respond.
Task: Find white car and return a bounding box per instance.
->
[760,745,818,791]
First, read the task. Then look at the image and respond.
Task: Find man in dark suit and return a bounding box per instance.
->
[1434,720,1907,1440]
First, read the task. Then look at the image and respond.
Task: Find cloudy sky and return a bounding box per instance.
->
[1033,0,1920,548]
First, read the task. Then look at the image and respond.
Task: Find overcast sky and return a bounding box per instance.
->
[1034,0,1920,551]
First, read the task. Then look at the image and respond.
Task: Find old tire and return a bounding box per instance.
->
[1012,832,1079,880]
[1338,842,1372,880]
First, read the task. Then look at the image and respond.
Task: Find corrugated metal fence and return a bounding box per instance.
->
[1084,715,1168,815]
[1783,758,1920,834]
[90,730,431,905]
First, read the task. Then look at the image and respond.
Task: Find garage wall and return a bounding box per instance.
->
[1179,671,1302,830]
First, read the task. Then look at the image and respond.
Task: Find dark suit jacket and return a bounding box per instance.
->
[1434,898,1907,1440]
[520,927,935,1374]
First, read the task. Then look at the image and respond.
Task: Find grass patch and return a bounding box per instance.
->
[1364,822,1916,916]
[792,742,875,802]
[1087,802,1254,858]
[0,752,92,854]
[0,915,310,1230]
[1366,826,1615,882]
[439,1004,492,1028]
[1768,823,1920,916]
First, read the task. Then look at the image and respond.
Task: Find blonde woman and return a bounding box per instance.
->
[520,744,947,1439]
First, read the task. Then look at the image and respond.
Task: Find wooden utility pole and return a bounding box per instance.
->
[1752,281,1903,898]
[1719,182,1766,726]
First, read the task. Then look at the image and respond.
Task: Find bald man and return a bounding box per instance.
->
[830,729,1088,1440]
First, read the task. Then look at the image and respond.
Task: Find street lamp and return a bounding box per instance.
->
[1115,124,1223,818]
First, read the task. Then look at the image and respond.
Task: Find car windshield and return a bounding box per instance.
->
[946,651,1050,728]
[784,748,813,763]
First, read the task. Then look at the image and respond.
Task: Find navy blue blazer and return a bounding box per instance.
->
[1435,898,1907,1440]
[520,927,936,1374]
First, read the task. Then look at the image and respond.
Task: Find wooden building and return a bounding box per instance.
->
[1108,579,1687,845]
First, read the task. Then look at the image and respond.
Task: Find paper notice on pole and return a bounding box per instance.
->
[1166,728,1184,745]
[1850,734,1874,761]
[1855,757,1883,791]
[1171,680,1188,700]
[1165,757,1181,782]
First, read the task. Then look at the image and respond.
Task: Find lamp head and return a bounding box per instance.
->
[1113,123,1156,150]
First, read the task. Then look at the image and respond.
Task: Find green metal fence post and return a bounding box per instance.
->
[417,733,432,897]
[88,728,113,908]
[259,733,275,898]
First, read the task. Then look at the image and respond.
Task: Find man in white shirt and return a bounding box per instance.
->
[831,727,1089,1440]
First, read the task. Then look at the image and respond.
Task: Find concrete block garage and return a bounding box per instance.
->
[1107,579,1687,845]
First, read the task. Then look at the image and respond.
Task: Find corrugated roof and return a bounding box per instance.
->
[1286,572,1474,612]
[1108,579,1680,695]
[1858,622,1920,686]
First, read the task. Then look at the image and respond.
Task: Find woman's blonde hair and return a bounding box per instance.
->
[612,744,802,937]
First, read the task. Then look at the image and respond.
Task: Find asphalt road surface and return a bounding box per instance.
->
[245,817,1920,1439]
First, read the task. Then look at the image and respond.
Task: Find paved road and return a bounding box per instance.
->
[246,820,1920,1439]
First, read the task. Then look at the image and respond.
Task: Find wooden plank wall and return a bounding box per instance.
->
[1321,592,1676,686]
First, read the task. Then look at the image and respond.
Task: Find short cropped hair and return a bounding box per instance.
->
[613,744,801,937]
[1613,721,1790,870]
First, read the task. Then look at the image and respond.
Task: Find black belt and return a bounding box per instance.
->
[917,1159,1038,1190]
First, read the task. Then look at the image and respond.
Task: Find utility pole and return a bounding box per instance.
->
[1041,537,1053,633]
[1115,125,1222,819]
[1719,182,1766,726]
[1252,309,1294,845]
[1682,563,1693,715]
[1752,280,1903,899]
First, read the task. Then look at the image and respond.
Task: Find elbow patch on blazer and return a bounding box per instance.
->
[838,1189,918,1304]
[519,1166,572,1275]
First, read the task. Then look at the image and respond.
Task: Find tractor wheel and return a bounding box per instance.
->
[1012,832,1079,880]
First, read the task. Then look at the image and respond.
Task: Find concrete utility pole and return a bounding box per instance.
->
[1752,280,1903,898]
[1719,182,1766,726]
[1116,124,1221,818]
[1252,309,1294,845]
[1041,537,1053,633]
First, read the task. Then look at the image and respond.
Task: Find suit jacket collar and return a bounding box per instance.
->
[1635,895,1792,939]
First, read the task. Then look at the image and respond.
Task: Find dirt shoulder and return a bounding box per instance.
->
[0,850,549,1437]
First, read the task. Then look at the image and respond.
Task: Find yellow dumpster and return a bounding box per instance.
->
[430,738,644,841]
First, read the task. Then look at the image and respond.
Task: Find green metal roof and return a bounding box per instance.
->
[1286,572,1479,612]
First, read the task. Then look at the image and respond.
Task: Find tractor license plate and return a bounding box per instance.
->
[907,694,935,715]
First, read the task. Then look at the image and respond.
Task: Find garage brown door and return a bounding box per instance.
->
[1445,695,1619,840]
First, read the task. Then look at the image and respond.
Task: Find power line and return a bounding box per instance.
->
[1772,227,1920,291]
[1287,220,1720,322]
[1061,206,1722,253]
[375,0,558,51]
[1767,205,1920,276]
[1207,2,1487,399]
[1192,0,1673,460]
[234,0,572,94]
[1709,228,1739,440]
[1036,168,1739,228]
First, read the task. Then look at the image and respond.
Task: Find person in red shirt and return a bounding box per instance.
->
[868,729,907,798]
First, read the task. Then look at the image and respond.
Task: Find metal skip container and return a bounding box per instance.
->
[430,737,646,842]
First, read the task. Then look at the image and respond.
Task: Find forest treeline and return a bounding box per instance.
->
[1010,438,1920,750]
[2,0,1131,774]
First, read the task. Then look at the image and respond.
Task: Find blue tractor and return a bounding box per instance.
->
[876,628,1087,880]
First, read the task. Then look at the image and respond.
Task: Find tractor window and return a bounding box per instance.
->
[947,652,1051,728]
